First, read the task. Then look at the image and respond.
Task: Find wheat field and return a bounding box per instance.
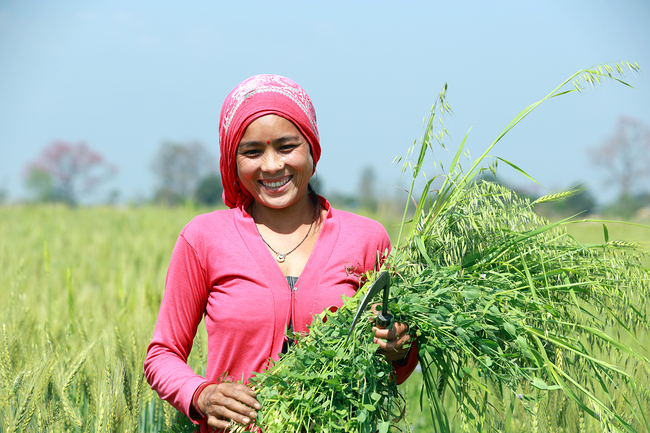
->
[1,204,648,432]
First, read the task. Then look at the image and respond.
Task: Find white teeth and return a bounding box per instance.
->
[262,177,291,188]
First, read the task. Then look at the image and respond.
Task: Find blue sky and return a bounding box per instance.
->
[1,0,649,205]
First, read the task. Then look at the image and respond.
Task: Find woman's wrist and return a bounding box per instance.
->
[191,381,215,419]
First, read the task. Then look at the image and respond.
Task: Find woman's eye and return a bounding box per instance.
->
[280,144,297,152]
[241,149,261,157]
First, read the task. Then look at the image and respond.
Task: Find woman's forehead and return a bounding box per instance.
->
[240,115,303,140]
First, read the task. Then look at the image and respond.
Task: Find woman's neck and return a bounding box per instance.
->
[250,194,315,234]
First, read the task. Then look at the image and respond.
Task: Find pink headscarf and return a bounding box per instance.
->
[219,75,321,208]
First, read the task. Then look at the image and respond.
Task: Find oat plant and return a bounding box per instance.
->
[232,62,649,433]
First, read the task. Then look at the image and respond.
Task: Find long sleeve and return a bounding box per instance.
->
[144,234,209,418]
[144,207,292,428]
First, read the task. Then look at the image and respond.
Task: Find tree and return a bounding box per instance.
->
[195,174,223,206]
[25,167,60,203]
[151,141,217,206]
[358,165,378,212]
[587,116,650,198]
[24,141,117,205]
[0,178,8,204]
[602,191,650,219]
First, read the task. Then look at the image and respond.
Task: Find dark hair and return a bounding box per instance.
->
[308,183,322,223]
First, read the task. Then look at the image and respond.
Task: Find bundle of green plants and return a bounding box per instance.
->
[230,62,650,433]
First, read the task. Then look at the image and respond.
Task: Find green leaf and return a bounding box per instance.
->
[504,322,516,337]
[433,287,451,297]
[448,128,471,177]
[532,378,548,390]
[516,336,534,360]
[463,287,480,300]
[408,178,436,239]
[480,339,498,350]
[495,157,542,187]
[415,235,434,267]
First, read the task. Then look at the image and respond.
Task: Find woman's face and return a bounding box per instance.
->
[236,114,313,211]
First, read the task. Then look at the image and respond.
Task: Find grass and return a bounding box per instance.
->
[0,204,203,432]
[0,203,648,432]
[564,220,649,248]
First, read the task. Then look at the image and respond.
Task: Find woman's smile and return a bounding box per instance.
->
[259,175,292,190]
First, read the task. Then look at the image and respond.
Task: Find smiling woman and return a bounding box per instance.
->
[144,75,418,433]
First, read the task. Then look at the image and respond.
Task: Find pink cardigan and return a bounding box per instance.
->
[144,198,414,427]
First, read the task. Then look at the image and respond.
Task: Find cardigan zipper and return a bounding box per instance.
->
[290,283,297,343]
[282,278,298,353]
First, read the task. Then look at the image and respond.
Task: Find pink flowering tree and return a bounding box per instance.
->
[24,141,117,205]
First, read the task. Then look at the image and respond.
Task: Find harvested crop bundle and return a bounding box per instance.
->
[233,63,650,433]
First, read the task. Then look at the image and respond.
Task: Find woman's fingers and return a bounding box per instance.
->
[198,383,261,429]
[372,322,411,361]
[368,304,412,361]
[206,404,251,430]
[223,383,259,408]
[373,322,408,341]
[373,329,410,351]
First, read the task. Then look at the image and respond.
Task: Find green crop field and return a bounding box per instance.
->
[1,204,648,432]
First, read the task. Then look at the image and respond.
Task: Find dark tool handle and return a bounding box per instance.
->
[378,273,391,328]
[376,311,393,329]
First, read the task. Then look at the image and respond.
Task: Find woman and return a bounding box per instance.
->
[144,75,418,432]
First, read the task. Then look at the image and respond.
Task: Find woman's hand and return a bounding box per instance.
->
[197,382,261,430]
[370,304,411,362]
[372,321,411,362]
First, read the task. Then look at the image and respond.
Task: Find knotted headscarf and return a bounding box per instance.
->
[219,75,321,208]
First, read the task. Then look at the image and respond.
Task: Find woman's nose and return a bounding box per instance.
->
[261,149,283,172]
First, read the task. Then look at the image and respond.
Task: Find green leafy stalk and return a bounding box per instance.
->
[240,62,649,433]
